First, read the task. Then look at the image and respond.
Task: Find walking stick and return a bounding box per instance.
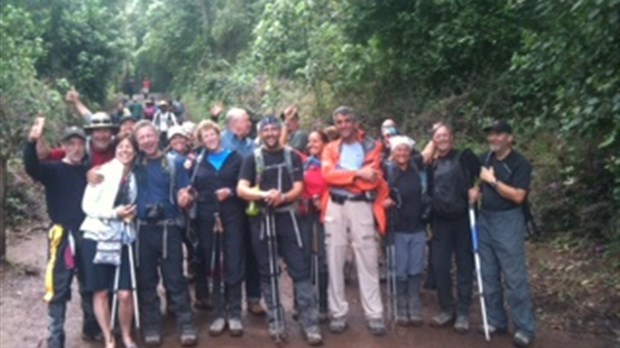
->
[265,208,285,342]
[469,204,490,341]
[311,219,320,307]
[127,241,140,329]
[212,209,225,313]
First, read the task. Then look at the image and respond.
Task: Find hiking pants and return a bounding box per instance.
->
[300,211,328,315]
[196,206,245,319]
[324,199,384,320]
[243,215,263,302]
[137,223,195,336]
[250,211,319,330]
[431,213,473,316]
[479,208,536,337]
[45,226,99,348]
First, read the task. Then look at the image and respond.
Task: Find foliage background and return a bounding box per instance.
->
[1,0,618,264]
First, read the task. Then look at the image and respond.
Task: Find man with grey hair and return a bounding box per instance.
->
[220,107,267,316]
[321,106,389,336]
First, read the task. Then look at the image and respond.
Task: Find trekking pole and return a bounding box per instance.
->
[266,207,285,342]
[127,240,140,329]
[469,204,490,341]
[213,209,225,313]
[311,219,320,309]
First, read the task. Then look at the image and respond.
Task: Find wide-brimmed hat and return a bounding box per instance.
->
[84,112,118,132]
[167,125,187,140]
[157,100,169,107]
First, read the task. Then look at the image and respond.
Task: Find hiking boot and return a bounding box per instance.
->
[478,324,508,336]
[513,331,533,347]
[268,322,287,342]
[431,312,454,327]
[209,317,226,336]
[81,332,103,343]
[143,332,162,347]
[454,315,470,333]
[228,318,244,337]
[303,326,323,346]
[329,316,348,334]
[180,327,198,346]
[367,318,387,336]
[409,313,424,327]
[247,299,266,316]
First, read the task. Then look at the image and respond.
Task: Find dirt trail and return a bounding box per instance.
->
[0,232,615,348]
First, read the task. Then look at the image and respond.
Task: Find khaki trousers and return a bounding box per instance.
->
[324,199,384,319]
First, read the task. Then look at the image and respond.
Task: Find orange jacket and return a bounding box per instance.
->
[320,132,389,235]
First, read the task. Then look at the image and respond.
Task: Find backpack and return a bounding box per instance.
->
[254,147,294,189]
[431,150,469,218]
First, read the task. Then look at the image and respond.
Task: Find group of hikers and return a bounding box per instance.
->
[26,89,536,348]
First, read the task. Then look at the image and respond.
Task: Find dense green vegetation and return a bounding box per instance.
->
[1,0,618,262]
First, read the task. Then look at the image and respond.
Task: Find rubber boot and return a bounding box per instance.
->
[396,279,409,326]
[408,275,423,326]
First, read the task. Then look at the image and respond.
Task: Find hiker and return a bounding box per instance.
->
[124,78,135,100]
[143,99,157,121]
[237,116,323,345]
[185,120,246,337]
[321,106,389,336]
[221,107,266,316]
[474,120,536,347]
[280,105,309,152]
[118,115,137,137]
[380,118,399,160]
[132,120,198,346]
[38,89,117,166]
[171,96,186,124]
[79,133,140,348]
[167,125,190,158]
[152,100,179,148]
[112,102,131,125]
[426,122,480,332]
[141,77,152,99]
[298,130,330,321]
[128,98,143,121]
[382,135,430,326]
[24,118,93,347]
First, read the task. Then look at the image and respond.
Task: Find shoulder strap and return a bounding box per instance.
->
[284,147,294,178]
[410,160,428,194]
[166,153,176,204]
[190,149,206,186]
[254,147,264,186]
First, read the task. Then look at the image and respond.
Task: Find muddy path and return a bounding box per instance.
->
[0,231,615,348]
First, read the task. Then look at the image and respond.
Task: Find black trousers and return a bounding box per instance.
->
[196,208,245,318]
[243,216,262,300]
[431,213,473,316]
[137,224,194,335]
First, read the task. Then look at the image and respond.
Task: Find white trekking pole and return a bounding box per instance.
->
[469,204,490,341]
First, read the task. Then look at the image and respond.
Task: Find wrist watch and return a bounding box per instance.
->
[491,179,499,189]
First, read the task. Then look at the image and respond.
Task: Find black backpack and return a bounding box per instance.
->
[431,150,469,218]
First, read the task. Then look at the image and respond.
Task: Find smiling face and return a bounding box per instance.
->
[487,131,513,153]
[115,137,137,166]
[334,113,356,142]
[432,124,453,156]
[62,137,86,164]
[169,135,188,154]
[135,124,160,157]
[200,128,221,152]
[260,124,281,150]
[91,128,114,151]
[392,144,411,167]
[307,131,326,157]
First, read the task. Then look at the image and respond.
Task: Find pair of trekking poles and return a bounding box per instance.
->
[385,203,490,342]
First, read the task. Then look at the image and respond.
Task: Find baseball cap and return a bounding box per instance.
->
[483,120,513,134]
[167,125,187,140]
[62,126,87,142]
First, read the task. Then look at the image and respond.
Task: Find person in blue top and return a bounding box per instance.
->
[220,107,267,316]
[185,120,246,337]
[131,120,198,346]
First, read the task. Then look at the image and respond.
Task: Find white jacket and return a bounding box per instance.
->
[80,158,137,241]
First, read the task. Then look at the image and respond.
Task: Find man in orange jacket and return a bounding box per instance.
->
[321,106,389,336]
